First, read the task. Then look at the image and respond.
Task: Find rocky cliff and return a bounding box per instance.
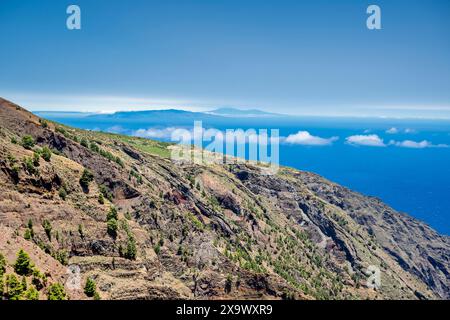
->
[0,97,448,300]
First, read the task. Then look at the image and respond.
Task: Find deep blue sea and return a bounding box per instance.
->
[35,111,450,235]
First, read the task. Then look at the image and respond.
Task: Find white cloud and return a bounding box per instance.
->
[130,126,450,151]
[346,134,386,147]
[132,126,279,145]
[133,127,181,139]
[386,127,399,134]
[386,127,417,134]
[107,125,127,134]
[389,140,449,149]
[284,131,338,146]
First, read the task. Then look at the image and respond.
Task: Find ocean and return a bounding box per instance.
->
[35,111,450,235]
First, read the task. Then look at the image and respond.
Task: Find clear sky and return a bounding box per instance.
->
[0,0,449,117]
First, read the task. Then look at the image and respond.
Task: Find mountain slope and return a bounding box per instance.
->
[0,97,448,300]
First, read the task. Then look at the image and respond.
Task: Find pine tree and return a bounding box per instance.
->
[47,283,67,300]
[106,206,119,238]
[107,218,118,238]
[5,274,24,300]
[79,169,94,189]
[125,235,137,260]
[14,249,33,276]
[84,278,97,297]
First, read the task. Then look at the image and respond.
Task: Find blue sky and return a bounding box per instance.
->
[0,0,449,117]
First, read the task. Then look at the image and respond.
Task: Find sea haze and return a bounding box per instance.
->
[34,110,450,235]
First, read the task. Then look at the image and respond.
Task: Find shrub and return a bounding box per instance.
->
[39,119,48,128]
[24,228,33,240]
[90,142,100,153]
[79,169,94,189]
[225,274,233,293]
[47,283,67,300]
[33,151,40,166]
[78,224,84,238]
[80,138,89,148]
[50,148,63,156]
[154,244,161,255]
[11,165,20,182]
[0,253,6,276]
[22,276,27,291]
[25,286,39,300]
[99,185,113,201]
[58,187,67,201]
[55,126,67,136]
[84,278,97,297]
[54,250,68,266]
[11,137,18,144]
[42,220,52,240]
[14,249,33,276]
[32,269,46,291]
[115,156,124,168]
[98,193,105,204]
[23,157,37,175]
[25,220,35,239]
[41,146,52,162]
[7,153,17,165]
[21,135,35,150]
[107,206,118,221]
[209,195,220,207]
[188,213,204,230]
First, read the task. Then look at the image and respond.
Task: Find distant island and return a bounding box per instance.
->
[206,107,283,117]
